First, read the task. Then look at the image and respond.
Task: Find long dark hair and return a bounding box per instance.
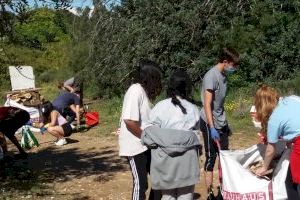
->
[133,59,162,101]
[167,69,195,114]
[40,101,54,122]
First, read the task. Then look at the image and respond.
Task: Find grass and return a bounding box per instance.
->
[37,83,123,137]
[1,78,256,138]
[83,98,122,137]
[0,83,258,199]
[37,83,255,137]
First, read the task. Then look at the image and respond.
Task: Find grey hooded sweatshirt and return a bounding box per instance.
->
[141,126,201,190]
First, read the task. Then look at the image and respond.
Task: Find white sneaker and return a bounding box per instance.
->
[55,138,67,146]
[70,124,75,129]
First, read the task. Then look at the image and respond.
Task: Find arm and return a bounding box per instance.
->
[124,119,142,138]
[63,78,75,92]
[70,104,80,125]
[204,89,220,140]
[256,143,276,176]
[204,90,214,128]
[49,111,58,127]
[64,85,74,92]
[39,122,45,128]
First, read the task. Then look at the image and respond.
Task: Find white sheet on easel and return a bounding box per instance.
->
[9,66,35,90]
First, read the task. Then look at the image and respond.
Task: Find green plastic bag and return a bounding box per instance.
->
[21,126,39,149]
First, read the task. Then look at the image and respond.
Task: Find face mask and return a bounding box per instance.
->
[224,66,236,74]
[252,119,262,129]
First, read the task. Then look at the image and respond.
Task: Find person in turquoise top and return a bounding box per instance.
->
[254,85,300,198]
[267,96,300,143]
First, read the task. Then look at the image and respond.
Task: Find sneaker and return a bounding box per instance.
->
[70,124,75,129]
[55,138,67,146]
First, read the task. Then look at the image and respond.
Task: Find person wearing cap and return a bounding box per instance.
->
[0,107,29,159]
[40,101,73,146]
[58,76,83,106]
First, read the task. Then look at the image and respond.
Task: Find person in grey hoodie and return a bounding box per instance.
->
[143,70,201,200]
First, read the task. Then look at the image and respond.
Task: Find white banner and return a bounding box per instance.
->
[220,143,289,200]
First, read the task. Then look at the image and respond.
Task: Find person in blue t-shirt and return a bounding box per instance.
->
[52,91,81,126]
[254,85,300,199]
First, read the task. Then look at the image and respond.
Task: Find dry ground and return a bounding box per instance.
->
[0,126,258,200]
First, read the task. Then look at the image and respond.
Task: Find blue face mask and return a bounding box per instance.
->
[224,66,236,75]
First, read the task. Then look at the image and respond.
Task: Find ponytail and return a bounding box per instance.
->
[171,93,187,114]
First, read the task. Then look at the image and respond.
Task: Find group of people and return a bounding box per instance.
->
[118,47,300,200]
[0,76,83,158]
[1,46,300,199]
[43,76,83,145]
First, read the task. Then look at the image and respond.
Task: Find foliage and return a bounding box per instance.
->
[13,8,70,48]
[0,0,72,38]
[0,2,73,94]
[79,0,300,97]
[2,0,300,99]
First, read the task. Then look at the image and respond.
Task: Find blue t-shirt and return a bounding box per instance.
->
[52,91,80,109]
[268,96,300,143]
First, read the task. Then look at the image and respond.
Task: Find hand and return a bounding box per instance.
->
[76,125,81,132]
[40,127,47,134]
[255,165,268,177]
[210,127,220,140]
[257,132,267,144]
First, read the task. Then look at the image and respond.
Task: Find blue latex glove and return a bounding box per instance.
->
[210,127,220,140]
[40,127,47,134]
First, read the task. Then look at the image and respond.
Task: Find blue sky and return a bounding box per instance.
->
[70,0,93,8]
[28,0,93,8]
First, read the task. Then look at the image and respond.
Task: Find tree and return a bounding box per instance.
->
[82,0,300,97]
[0,0,72,39]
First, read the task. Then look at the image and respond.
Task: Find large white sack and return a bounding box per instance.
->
[220,143,289,200]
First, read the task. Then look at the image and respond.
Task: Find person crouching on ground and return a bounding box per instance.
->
[52,90,81,128]
[0,107,30,159]
[39,101,73,146]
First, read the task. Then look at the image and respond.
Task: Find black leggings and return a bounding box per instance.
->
[128,150,161,200]
[200,118,229,171]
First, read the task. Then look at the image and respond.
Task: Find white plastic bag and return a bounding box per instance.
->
[4,99,41,123]
[220,143,290,200]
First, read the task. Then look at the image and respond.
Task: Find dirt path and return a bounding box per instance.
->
[0,129,257,200]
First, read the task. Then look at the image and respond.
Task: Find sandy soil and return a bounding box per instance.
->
[0,129,257,200]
